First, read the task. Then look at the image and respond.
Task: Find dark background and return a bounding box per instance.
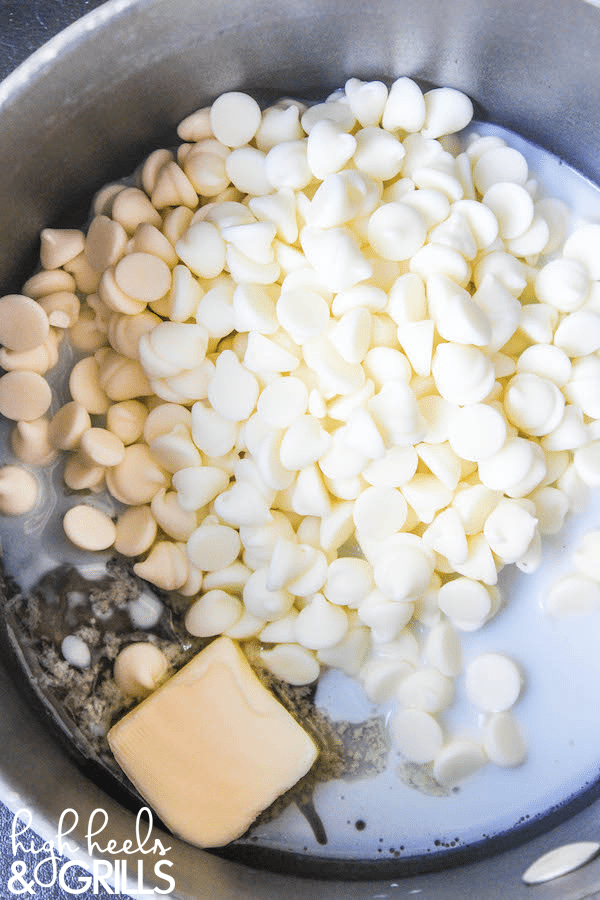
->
[0,1,108,81]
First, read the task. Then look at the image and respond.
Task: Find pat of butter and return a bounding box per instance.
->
[108,636,318,848]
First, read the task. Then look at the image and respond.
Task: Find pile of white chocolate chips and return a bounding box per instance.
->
[2,76,600,788]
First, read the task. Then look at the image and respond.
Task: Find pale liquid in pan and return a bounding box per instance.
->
[2,122,600,862]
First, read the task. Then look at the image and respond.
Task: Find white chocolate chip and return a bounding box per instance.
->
[397,667,454,714]
[114,506,157,557]
[368,202,426,261]
[80,427,125,467]
[61,634,91,669]
[40,228,85,269]
[323,557,374,608]
[522,842,600,886]
[63,505,116,551]
[111,187,162,234]
[294,593,349,650]
[11,417,57,466]
[114,643,168,698]
[175,222,226,279]
[473,146,528,195]
[106,400,147,445]
[186,523,241,571]
[209,92,262,148]
[106,443,168,505]
[0,294,50,351]
[422,88,473,139]
[382,77,425,133]
[0,465,39,515]
[0,370,52,421]
[208,350,258,421]
[133,541,188,591]
[438,577,493,631]
[390,708,444,763]
[344,78,388,127]
[483,182,533,240]
[360,657,415,703]
[448,403,507,462]
[554,311,600,357]
[483,712,527,767]
[353,127,404,180]
[22,268,76,299]
[432,343,495,406]
[483,498,538,564]
[423,622,463,677]
[260,644,320,686]
[114,252,171,303]
[373,534,434,602]
[544,574,600,618]
[563,223,600,279]
[433,738,486,786]
[465,652,522,712]
[185,590,243,636]
[535,258,589,311]
[69,356,110,415]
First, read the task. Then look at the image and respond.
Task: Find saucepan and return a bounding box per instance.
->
[1,0,600,897]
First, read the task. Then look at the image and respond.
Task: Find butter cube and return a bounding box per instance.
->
[108,636,318,847]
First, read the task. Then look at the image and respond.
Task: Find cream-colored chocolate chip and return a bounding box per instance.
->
[106,310,161,360]
[48,401,91,450]
[86,293,112,333]
[177,106,213,142]
[151,161,198,210]
[11,417,57,466]
[0,294,50,351]
[185,590,243,637]
[40,228,85,270]
[84,215,128,272]
[140,148,175,195]
[176,143,193,164]
[22,268,76,299]
[0,465,39,515]
[0,370,52,421]
[38,292,80,329]
[92,182,126,217]
[96,351,152,401]
[151,488,198,541]
[179,552,204,597]
[63,504,116,550]
[63,454,105,491]
[105,443,169,505]
[133,540,189,590]
[111,187,162,234]
[0,330,61,375]
[114,505,157,556]
[98,267,147,316]
[69,309,109,352]
[63,251,101,293]
[114,252,172,304]
[130,223,178,268]
[113,642,169,698]
[80,427,126,467]
[162,206,194,246]
[106,400,148,445]
[143,402,192,443]
[69,356,110,415]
